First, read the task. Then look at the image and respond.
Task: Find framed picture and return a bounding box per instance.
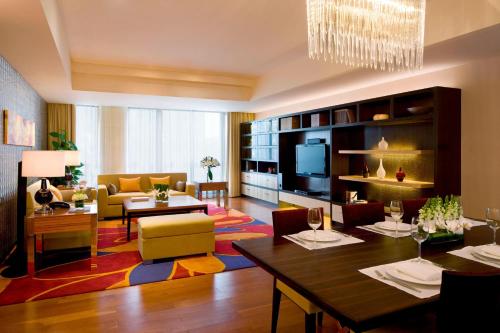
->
[3,109,35,147]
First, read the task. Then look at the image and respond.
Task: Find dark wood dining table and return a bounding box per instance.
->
[232,225,497,332]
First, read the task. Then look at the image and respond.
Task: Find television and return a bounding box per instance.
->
[296,144,328,177]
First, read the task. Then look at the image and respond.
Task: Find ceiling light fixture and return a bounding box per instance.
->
[306,0,426,71]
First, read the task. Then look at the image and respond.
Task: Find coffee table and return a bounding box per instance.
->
[122,195,208,241]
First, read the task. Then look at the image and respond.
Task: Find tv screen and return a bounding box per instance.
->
[296,144,327,177]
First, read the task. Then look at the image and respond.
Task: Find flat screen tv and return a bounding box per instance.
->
[296,144,328,177]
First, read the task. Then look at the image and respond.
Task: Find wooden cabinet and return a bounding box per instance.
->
[240,171,278,204]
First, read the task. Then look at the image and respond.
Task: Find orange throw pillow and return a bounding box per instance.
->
[119,177,142,192]
[150,176,170,188]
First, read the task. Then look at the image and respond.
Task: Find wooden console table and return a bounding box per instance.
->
[193,181,229,208]
[25,203,98,276]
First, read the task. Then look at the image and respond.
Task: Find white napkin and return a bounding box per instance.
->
[394,261,442,281]
[482,245,500,258]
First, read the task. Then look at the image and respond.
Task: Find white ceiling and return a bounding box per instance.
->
[1,0,500,112]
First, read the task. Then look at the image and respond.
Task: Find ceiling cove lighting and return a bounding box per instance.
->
[306,0,426,71]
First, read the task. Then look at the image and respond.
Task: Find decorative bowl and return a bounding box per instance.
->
[407,106,433,115]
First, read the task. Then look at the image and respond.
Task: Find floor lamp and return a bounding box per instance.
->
[1,151,66,278]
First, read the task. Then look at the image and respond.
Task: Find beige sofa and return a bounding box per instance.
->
[97,172,195,219]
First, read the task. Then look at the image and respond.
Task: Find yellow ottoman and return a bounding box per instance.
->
[138,213,215,263]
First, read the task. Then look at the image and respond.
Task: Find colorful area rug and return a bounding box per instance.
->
[0,205,272,305]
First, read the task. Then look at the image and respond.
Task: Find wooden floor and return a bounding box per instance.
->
[0,197,340,333]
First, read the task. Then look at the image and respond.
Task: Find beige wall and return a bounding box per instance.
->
[255,55,500,219]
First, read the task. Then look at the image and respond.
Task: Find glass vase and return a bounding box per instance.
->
[75,200,84,209]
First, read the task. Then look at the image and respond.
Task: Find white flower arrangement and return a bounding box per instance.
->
[418,195,471,235]
[71,188,88,202]
[200,156,220,168]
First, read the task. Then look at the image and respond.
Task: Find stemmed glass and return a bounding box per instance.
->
[485,208,500,246]
[411,217,429,262]
[308,208,322,248]
[390,200,404,237]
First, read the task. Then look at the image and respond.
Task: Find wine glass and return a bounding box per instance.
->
[308,208,322,247]
[411,217,429,262]
[485,208,500,246]
[390,200,404,237]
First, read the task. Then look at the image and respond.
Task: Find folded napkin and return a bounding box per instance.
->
[482,245,500,258]
[395,262,442,281]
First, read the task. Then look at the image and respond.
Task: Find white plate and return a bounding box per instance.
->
[473,245,500,261]
[374,221,411,232]
[385,266,441,286]
[297,230,341,242]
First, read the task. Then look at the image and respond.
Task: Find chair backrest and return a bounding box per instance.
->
[272,208,324,240]
[438,270,500,332]
[402,198,428,224]
[341,202,385,229]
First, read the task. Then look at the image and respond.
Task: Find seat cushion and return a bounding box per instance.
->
[169,190,187,196]
[108,192,152,205]
[139,213,214,238]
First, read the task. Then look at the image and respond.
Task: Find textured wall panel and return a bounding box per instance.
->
[0,55,47,261]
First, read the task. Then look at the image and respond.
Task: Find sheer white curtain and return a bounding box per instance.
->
[75,105,101,186]
[127,108,227,181]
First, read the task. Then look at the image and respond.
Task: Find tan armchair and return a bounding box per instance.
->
[97,172,195,220]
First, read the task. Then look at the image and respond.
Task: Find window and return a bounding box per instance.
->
[75,106,227,186]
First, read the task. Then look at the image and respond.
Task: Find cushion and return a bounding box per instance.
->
[168,190,186,196]
[119,177,142,192]
[108,192,152,205]
[175,180,186,192]
[107,183,117,195]
[150,176,171,188]
[138,213,214,238]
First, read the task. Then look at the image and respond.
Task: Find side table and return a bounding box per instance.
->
[193,181,229,209]
[25,202,98,276]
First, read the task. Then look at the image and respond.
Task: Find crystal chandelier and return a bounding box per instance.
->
[306,0,426,71]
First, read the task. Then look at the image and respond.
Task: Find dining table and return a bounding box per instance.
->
[232,224,497,332]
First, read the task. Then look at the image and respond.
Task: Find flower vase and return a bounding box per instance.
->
[75,200,84,209]
[376,159,386,179]
[207,167,213,182]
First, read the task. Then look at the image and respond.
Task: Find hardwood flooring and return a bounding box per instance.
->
[0,197,340,333]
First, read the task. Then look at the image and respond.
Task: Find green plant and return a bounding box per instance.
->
[49,130,84,186]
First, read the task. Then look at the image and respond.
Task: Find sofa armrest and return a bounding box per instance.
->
[97,185,109,218]
[185,183,196,198]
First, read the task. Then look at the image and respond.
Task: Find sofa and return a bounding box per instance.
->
[26,180,97,251]
[97,172,196,219]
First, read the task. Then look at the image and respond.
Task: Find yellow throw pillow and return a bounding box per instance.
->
[150,176,170,188]
[119,177,142,192]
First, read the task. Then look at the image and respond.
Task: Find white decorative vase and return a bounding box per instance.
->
[376,159,386,179]
[378,137,389,150]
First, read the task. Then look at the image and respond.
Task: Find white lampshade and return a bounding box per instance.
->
[64,150,81,166]
[21,150,66,177]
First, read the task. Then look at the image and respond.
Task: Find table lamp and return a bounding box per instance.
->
[22,150,66,214]
[64,150,81,187]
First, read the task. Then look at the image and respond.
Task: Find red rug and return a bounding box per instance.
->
[0,205,272,305]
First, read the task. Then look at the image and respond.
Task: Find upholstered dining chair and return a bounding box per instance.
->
[271,208,324,333]
[341,202,385,229]
[401,198,428,224]
[438,270,500,332]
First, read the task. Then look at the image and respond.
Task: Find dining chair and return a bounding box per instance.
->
[271,208,324,333]
[437,269,500,332]
[401,198,428,224]
[341,202,385,229]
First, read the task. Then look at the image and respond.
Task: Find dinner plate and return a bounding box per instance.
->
[472,245,500,261]
[297,230,341,242]
[374,221,411,232]
[385,266,441,286]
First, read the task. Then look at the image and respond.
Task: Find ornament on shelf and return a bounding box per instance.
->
[378,137,389,150]
[396,167,406,182]
[362,162,369,178]
[376,159,386,179]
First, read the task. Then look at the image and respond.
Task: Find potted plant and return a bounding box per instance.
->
[153,184,169,202]
[49,130,84,187]
[71,187,88,209]
[200,156,220,182]
[418,195,472,243]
